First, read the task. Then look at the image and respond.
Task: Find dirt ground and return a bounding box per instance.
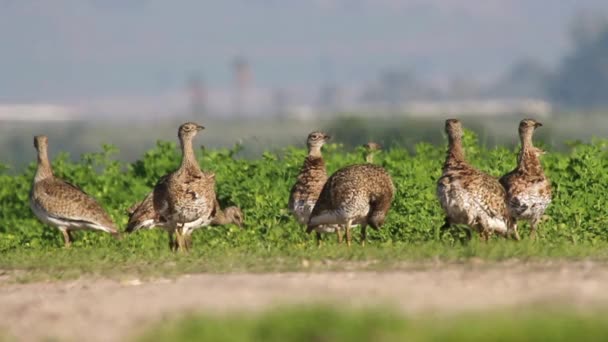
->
[1,261,608,341]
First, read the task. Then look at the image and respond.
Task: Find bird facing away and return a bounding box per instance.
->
[437,119,518,241]
[152,122,216,252]
[29,135,119,247]
[288,131,342,245]
[500,119,551,239]
[307,164,395,246]
[363,142,382,163]
[126,191,243,250]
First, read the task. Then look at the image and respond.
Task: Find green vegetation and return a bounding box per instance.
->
[136,305,608,342]
[2,130,608,279]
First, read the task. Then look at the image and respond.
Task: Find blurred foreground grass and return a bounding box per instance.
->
[136,305,608,342]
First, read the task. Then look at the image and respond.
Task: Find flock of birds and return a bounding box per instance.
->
[28,118,551,251]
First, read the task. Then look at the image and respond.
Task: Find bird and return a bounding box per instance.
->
[288,131,342,245]
[500,119,551,239]
[152,122,216,252]
[29,135,119,247]
[307,164,395,246]
[126,190,243,250]
[437,119,518,241]
[363,142,382,163]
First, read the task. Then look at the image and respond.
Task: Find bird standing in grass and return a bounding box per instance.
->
[437,119,518,241]
[29,135,119,247]
[152,122,216,252]
[288,131,342,245]
[500,119,551,239]
[126,191,243,250]
[307,164,394,246]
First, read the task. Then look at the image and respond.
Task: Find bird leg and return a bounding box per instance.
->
[167,231,177,251]
[316,232,323,247]
[61,229,72,248]
[184,233,193,251]
[336,228,343,244]
[529,220,539,240]
[345,220,352,247]
[360,224,367,246]
[511,223,521,241]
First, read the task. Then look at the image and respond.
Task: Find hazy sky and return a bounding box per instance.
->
[1,0,607,103]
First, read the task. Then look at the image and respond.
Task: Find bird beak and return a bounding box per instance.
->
[197,125,205,131]
[534,122,542,128]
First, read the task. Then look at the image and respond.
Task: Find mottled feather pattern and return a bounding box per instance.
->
[288,156,328,222]
[309,164,395,230]
[30,178,118,232]
[437,119,513,237]
[500,120,552,230]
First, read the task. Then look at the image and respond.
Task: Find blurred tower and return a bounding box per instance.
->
[187,72,206,119]
[232,56,252,117]
[273,87,288,121]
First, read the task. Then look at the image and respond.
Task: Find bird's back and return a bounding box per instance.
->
[30,177,118,233]
[126,192,163,232]
[313,164,394,227]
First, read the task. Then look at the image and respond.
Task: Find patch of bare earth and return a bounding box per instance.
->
[1,261,607,341]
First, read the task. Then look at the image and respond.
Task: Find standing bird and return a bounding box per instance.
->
[437,119,518,241]
[29,135,119,247]
[152,122,216,252]
[307,164,394,246]
[126,191,243,250]
[288,131,341,244]
[500,119,551,239]
[363,142,382,163]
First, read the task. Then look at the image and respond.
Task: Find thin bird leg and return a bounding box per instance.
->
[316,232,323,247]
[345,220,352,247]
[360,223,367,247]
[480,229,490,243]
[185,233,193,251]
[511,223,521,241]
[336,228,343,244]
[61,229,71,248]
[175,225,187,253]
[167,231,177,251]
[529,220,539,240]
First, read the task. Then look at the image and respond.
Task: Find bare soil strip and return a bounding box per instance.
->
[1,261,607,341]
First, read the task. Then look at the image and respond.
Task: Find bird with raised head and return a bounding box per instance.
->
[288,131,342,245]
[363,142,382,163]
[500,119,551,239]
[437,119,518,241]
[29,135,119,247]
[152,122,216,252]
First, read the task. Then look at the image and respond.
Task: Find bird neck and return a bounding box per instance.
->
[179,135,198,169]
[445,135,466,168]
[34,147,53,182]
[211,208,232,226]
[517,134,542,173]
[307,145,323,159]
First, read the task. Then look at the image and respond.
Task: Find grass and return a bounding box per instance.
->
[3,238,608,283]
[135,304,608,342]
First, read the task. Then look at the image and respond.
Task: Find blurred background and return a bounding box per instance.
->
[2,0,608,168]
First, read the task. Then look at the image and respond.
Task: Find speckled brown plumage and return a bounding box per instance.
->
[307,164,395,246]
[500,119,551,239]
[437,119,517,241]
[127,189,243,250]
[152,122,216,251]
[288,132,341,243]
[29,135,119,247]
